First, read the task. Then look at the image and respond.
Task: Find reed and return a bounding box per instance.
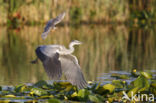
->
[0,0,155,25]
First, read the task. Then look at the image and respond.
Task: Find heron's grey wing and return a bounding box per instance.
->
[41,19,53,39]
[59,54,88,89]
[52,12,65,25]
[41,52,62,80]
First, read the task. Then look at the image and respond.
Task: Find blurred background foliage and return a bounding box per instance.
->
[0,0,155,27]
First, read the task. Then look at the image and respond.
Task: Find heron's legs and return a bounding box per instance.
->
[30,58,38,64]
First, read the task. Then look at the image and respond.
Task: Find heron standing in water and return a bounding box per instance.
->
[32,40,88,89]
[41,12,66,39]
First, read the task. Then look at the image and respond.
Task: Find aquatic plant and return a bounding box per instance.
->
[0,71,155,102]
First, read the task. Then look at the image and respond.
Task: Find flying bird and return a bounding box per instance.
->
[31,40,88,89]
[41,12,66,39]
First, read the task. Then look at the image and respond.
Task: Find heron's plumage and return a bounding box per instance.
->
[59,54,88,89]
[35,40,88,89]
[43,53,62,80]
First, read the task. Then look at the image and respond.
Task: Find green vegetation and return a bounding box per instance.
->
[0,0,156,27]
[0,71,155,102]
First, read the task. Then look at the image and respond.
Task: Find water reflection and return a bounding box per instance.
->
[0,25,155,85]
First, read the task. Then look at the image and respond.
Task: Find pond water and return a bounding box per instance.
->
[0,24,156,85]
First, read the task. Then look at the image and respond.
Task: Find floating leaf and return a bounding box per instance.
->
[0,100,10,102]
[38,95,54,99]
[57,82,72,86]
[102,84,115,93]
[15,84,30,93]
[127,87,140,97]
[48,98,61,103]
[150,82,156,96]
[33,80,52,89]
[140,72,152,79]
[131,75,149,89]
[95,84,115,95]
[89,95,100,102]
[53,82,73,90]
[112,80,124,88]
[31,88,48,96]
[151,83,156,88]
[71,92,78,98]
[111,74,129,79]
[78,89,90,100]
[4,94,16,98]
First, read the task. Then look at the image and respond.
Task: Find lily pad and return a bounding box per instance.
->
[78,89,90,100]
[131,75,149,89]
[150,82,156,95]
[95,84,115,95]
[103,84,115,93]
[89,95,101,102]
[127,87,139,97]
[33,80,53,90]
[140,72,152,79]
[112,80,124,88]
[15,84,30,93]
[48,98,62,103]
[31,88,48,96]
[4,94,16,98]
[111,73,129,79]
[53,82,73,90]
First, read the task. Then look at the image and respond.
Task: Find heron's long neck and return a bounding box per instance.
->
[58,43,75,55]
[68,43,75,54]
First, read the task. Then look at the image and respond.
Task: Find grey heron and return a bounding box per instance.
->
[41,12,66,39]
[32,40,88,89]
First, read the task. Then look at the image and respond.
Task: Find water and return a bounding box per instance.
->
[0,24,156,85]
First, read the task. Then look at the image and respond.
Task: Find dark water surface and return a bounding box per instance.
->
[0,24,156,85]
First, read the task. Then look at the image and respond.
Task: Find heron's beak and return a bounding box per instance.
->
[79,41,83,44]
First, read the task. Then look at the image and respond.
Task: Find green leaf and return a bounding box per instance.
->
[48,98,62,103]
[132,75,149,88]
[78,89,90,100]
[102,84,115,93]
[112,80,124,88]
[4,94,16,98]
[15,84,30,93]
[38,95,54,99]
[151,83,156,88]
[89,95,100,102]
[150,83,156,96]
[111,73,129,79]
[128,87,139,97]
[31,88,48,96]
[33,80,51,89]
[140,72,152,79]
